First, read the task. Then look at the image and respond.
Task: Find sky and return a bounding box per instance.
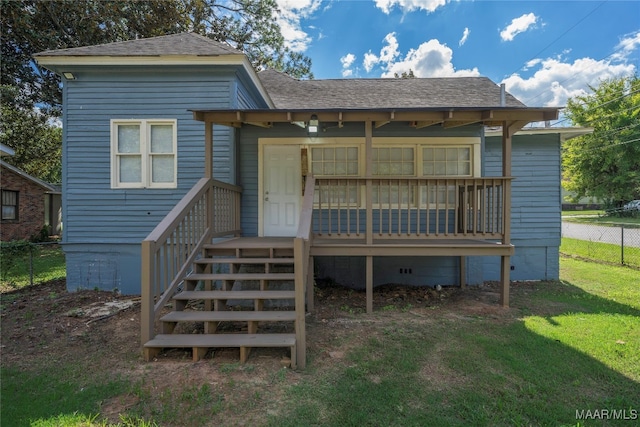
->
[273,0,640,109]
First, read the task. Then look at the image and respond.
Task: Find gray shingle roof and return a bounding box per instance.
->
[258,69,526,109]
[34,32,242,57]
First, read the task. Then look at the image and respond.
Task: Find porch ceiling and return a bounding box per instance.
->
[191,107,558,129]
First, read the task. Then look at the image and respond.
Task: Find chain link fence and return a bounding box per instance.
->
[0,242,66,289]
[561,222,640,268]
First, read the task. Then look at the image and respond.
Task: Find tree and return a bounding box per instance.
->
[0,103,62,184]
[562,75,640,208]
[1,0,313,181]
[1,0,313,115]
[394,69,415,79]
[186,0,312,79]
[1,0,186,115]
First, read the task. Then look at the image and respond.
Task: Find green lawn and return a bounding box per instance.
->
[0,243,65,291]
[561,237,640,268]
[2,258,639,426]
[562,212,640,227]
[562,210,604,217]
[266,258,640,426]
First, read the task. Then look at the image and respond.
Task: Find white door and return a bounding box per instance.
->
[263,145,301,236]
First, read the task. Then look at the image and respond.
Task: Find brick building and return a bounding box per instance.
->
[1,160,61,241]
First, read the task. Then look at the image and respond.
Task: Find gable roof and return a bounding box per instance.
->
[34,32,275,108]
[1,143,15,157]
[258,69,526,110]
[1,160,60,193]
[33,32,241,58]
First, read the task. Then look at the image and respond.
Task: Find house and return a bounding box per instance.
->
[1,145,62,241]
[35,33,559,368]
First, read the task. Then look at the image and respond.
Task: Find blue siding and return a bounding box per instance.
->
[238,122,486,288]
[482,133,561,281]
[63,67,237,246]
[239,122,483,236]
[61,65,260,293]
[311,131,561,287]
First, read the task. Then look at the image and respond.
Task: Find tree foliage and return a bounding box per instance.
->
[1,0,313,181]
[0,102,62,184]
[394,69,415,79]
[562,75,640,207]
[1,0,186,114]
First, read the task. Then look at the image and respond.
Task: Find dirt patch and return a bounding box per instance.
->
[1,279,532,425]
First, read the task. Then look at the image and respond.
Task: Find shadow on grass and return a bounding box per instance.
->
[1,365,127,427]
[268,280,640,427]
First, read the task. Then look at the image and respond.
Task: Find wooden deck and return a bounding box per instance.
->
[311,237,514,256]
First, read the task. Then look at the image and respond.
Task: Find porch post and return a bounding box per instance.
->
[500,122,513,307]
[205,121,213,179]
[365,120,373,245]
[365,120,374,313]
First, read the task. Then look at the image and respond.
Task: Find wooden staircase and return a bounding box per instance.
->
[143,237,300,368]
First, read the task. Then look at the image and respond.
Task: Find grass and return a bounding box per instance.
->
[2,258,639,426]
[0,244,66,291]
[1,365,127,426]
[265,258,640,426]
[562,210,604,217]
[562,212,640,227]
[561,237,640,268]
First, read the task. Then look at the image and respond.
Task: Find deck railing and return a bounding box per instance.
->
[141,178,242,345]
[293,175,315,369]
[314,177,511,241]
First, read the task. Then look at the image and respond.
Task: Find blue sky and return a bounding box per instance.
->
[274,0,640,107]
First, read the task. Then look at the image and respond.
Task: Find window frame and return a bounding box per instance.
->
[110,119,178,189]
[1,189,18,221]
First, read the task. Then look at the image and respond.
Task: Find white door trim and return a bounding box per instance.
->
[258,143,302,237]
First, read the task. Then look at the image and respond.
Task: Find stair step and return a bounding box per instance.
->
[195,257,294,265]
[174,290,295,300]
[204,238,293,250]
[143,333,298,366]
[160,310,297,323]
[144,333,296,349]
[184,273,295,282]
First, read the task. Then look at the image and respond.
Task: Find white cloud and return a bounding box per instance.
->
[379,33,401,63]
[342,69,354,78]
[341,53,356,69]
[500,13,538,42]
[361,33,401,73]
[274,0,323,52]
[503,57,636,107]
[612,30,640,61]
[375,0,448,14]
[376,37,479,78]
[459,27,470,47]
[363,51,380,73]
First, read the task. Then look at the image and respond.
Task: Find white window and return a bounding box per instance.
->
[311,146,359,176]
[373,147,415,176]
[373,147,415,205]
[422,146,471,176]
[311,146,359,205]
[111,120,177,189]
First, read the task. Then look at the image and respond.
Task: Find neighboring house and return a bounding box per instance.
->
[1,158,62,241]
[35,33,559,367]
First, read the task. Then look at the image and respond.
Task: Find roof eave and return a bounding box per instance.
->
[191,107,559,129]
[35,54,275,109]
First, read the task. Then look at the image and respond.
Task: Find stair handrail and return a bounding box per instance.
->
[293,175,315,369]
[141,177,242,346]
